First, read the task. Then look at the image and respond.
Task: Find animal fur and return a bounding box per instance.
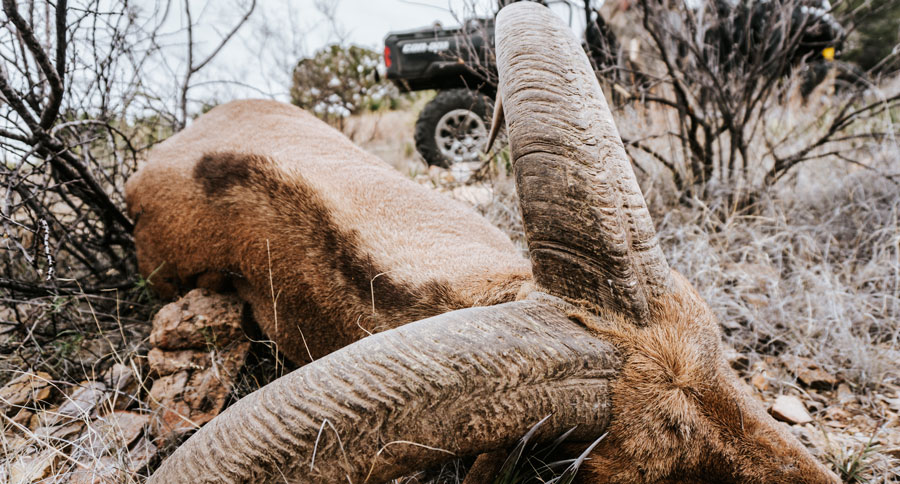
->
[130,99,839,484]
[126,99,531,363]
[570,273,838,483]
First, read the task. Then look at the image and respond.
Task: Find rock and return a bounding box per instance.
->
[147,341,250,444]
[147,347,211,376]
[149,288,245,350]
[9,408,35,431]
[1,435,28,455]
[125,436,159,471]
[68,418,158,484]
[746,360,769,391]
[33,420,86,441]
[66,457,118,484]
[103,363,141,410]
[102,363,138,393]
[804,391,825,411]
[785,356,837,390]
[0,371,53,413]
[6,450,58,484]
[86,411,150,454]
[148,370,213,443]
[722,345,749,371]
[71,338,114,366]
[770,395,813,425]
[788,423,816,448]
[750,373,769,392]
[824,406,852,428]
[879,393,900,412]
[450,184,494,205]
[143,289,250,445]
[798,367,837,390]
[836,383,855,403]
[55,381,109,422]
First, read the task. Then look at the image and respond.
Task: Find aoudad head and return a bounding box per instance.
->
[493,3,840,483]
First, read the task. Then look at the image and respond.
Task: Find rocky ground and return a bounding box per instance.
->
[726,348,900,481]
[1,274,898,483]
[1,289,252,483]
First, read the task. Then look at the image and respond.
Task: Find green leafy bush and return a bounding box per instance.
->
[290,44,409,123]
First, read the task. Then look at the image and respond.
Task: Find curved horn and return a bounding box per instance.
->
[496,2,672,321]
[148,300,618,484]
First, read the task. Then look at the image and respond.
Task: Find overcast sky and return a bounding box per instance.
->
[140,0,496,106]
[300,0,495,47]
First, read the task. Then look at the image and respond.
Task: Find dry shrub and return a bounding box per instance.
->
[616,0,898,210]
[656,168,899,389]
[445,91,900,392]
[432,149,900,482]
[469,162,899,389]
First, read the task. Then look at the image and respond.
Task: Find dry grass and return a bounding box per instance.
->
[341,94,434,175]
[442,160,900,392]
[3,81,899,482]
[656,170,899,388]
[362,84,900,482]
[0,300,154,484]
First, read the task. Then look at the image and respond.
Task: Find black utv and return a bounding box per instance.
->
[383,0,845,169]
[384,0,622,168]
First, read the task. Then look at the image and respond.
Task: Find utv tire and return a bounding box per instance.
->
[414,89,492,168]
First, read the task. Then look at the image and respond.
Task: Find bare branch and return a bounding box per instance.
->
[2,0,65,129]
[178,0,257,128]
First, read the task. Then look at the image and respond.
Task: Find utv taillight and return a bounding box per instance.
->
[384,46,391,68]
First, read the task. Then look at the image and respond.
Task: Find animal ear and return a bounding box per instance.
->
[495,2,674,322]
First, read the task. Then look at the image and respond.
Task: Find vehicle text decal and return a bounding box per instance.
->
[401,41,451,54]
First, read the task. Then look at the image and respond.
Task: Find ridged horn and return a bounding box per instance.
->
[147,300,619,484]
[496,2,673,321]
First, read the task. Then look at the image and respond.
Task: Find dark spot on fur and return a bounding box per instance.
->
[296,179,463,318]
[196,151,466,359]
[194,152,260,196]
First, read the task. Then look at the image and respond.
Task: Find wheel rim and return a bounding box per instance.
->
[434,108,488,165]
